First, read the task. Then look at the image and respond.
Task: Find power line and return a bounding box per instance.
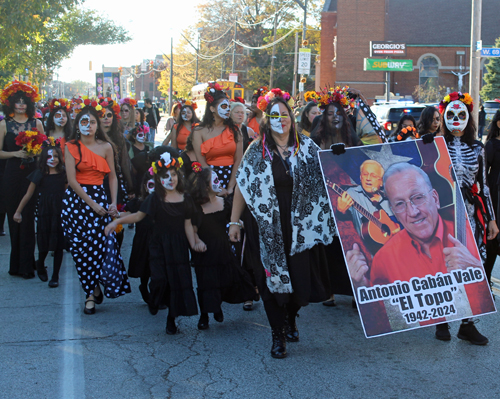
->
[237,1,294,27]
[199,26,233,43]
[234,27,299,50]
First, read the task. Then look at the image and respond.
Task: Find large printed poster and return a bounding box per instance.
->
[319,137,496,337]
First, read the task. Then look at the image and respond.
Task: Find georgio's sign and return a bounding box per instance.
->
[370,41,407,56]
[364,58,413,72]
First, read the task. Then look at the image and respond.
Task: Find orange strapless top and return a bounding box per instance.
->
[247,117,260,135]
[175,124,190,151]
[66,142,110,185]
[200,127,236,167]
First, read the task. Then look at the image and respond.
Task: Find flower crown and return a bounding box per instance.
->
[73,97,105,118]
[253,86,269,99]
[42,136,62,148]
[231,97,245,104]
[132,123,150,135]
[204,82,228,103]
[0,80,41,106]
[316,86,355,110]
[439,91,473,114]
[181,99,198,110]
[120,97,137,107]
[149,152,184,175]
[396,126,419,141]
[99,97,121,119]
[49,98,71,112]
[304,91,318,103]
[257,88,293,112]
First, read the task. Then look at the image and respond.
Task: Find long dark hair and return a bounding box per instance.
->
[311,103,353,147]
[103,105,126,151]
[2,92,36,119]
[153,147,185,201]
[199,91,239,142]
[189,167,211,205]
[46,108,72,140]
[417,106,438,135]
[390,115,417,139]
[135,108,145,124]
[260,97,298,153]
[37,145,65,175]
[299,101,318,132]
[442,109,477,147]
[69,107,114,171]
[486,110,500,142]
[176,105,200,126]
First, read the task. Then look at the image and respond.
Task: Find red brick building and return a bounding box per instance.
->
[319,0,499,103]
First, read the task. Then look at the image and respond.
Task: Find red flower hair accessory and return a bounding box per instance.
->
[257,87,293,112]
[49,98,71,112]
[120,97,137,107]
[204,82,228,104]
[439,91,473,114]
[73,96,105,118]
[192,162,202,173]
[99,97,122,119]
[0,80,41,106]
[231,97,245,104]
[316,86,355,110]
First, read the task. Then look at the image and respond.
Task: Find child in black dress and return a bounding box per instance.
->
[14,139,66,287]
[190,167,255,330]
[105,151,206,335]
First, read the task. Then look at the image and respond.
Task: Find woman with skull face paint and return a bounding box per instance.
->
[433,92,499,345]
[189,167,256,330]
[120,98,137,138]
[14,141,66,287]
[229,91,336,359]
[46,99,72,146]
[62,104,131,315]
[164,104,200,151]
[127,124,154,195]
[105,150,205,334]
[0,81,45,279]
[192,82,243,196]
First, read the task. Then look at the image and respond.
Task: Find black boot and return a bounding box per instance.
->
[166,316,177,335]
[198,313,209,330]
[285,313,299,342]
[457,320,488,345]
[271,327,287,359]
[435,323,451,341]
[36,260,48,282]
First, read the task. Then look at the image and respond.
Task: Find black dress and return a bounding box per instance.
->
[253,155,331,307]
[192,199,255,313]
[3,118,38,276]
[125,198,153,278]
[27,170,66,252]
[140,193,198,317]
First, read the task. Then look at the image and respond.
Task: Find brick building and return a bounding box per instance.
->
[319,0,500,103]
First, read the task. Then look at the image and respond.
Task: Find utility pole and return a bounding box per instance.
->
[196,28,203,84]
[292,32,299,97]
[169,37,173,114]
[469,0,482,124]
[232,20,237,74]
[269,1,279,88]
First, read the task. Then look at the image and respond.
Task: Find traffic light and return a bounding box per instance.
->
[149,60,154,70]
[135,65,139,74]
[118,66,123,73]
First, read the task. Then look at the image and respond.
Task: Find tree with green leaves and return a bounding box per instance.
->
[480,37,500,101]
[0,0,130,86]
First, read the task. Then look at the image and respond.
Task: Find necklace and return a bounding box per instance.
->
[276,143,290,157]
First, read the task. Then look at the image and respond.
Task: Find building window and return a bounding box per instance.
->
[419,55,439,89]
[149,82,154,92]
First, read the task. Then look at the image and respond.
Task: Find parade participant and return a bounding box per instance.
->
[120,97,137,137]
[100,97,134,202]
[135,108,149,130]
[163,102,199,151]
[229,91,335,359]
[417,106,441,137]
[230,100,255,152]
[62,103,131,315]
[179,134,197,183]
[0,80,44,279]
[389,115,417,142]
[190,167,255,330]
[105,150,204,334]
[143,98,161,143]
[298,100,320,137]
[346,162,492,344]
[247,86,268,136]
[45,98,72,144]
[485,110,500,284]
[14,139,66,287]
[127,124,153,195]
[164,101,182,135]
[192,82,243,195]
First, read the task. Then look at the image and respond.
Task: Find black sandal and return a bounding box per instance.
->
[84,299,96,315]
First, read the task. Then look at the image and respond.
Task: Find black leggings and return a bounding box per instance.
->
[263,297,301,330]
[484,239,498,284]
[38,250,63,281]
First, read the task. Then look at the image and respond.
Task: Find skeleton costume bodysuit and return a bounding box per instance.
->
[447,136,495,261]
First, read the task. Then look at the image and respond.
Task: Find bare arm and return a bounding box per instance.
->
[119,144,134,197]
[192,128,209,168]
[65,144,107,216]
[13,182,37,223]
[104,143,119,212]
[0,120,28,160]
[105,211,146,235]
[229,185,246,242]
[226,130,243,194]
[35,119,45,135]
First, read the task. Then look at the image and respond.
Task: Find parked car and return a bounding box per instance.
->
[371,103,426,136]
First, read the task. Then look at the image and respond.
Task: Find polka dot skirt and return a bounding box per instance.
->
[62,185,131,298]
[210,165,232,189]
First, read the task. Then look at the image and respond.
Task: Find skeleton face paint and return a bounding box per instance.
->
[46,149,57,167]
[146,179,155,194]
[269,103,283,134]
[211,171,222,193]
[79,115,92,136]
[161,170,175,190]
[54,110,66,127]
[445,100,469,134]
[14,98,27,114]
[217,99,230,119]
[181,108,192,121]
[136,132,145,143]
[329,105,344,129]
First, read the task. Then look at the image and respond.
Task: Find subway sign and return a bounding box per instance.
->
[370,41,406,56]
[364,58,413,72]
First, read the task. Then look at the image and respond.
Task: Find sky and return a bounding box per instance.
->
[56,0,206,84]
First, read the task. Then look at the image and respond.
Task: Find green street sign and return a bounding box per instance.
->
[364,58,413,72]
